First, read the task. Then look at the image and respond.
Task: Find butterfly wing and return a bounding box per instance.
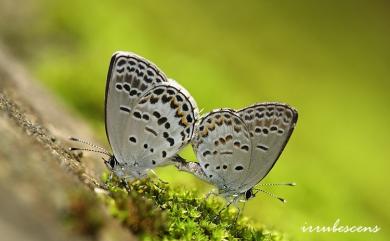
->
[119,82,198,169]
[105,51,169,165]
[192,110,252,192]
[237,103,298,190]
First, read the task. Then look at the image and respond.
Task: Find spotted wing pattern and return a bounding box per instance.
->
[105,51,168,161]
[105,51,198,179]
[192,103,297,195]
[236,103,298,191]
[117,82,198,171]
[192,110,252,192]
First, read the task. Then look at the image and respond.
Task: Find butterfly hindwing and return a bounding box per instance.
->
[237,103,298,190]
[192,110,252,191]
[119,82,198,169]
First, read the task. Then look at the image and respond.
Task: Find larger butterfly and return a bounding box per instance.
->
[99,51,198,180]
[175,103,297,202]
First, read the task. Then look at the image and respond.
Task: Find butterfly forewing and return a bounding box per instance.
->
[237,103,298,190]
[105,52,169,164]
[192,110,252,191]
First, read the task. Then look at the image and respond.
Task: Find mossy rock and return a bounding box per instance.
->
[99,174,289,241]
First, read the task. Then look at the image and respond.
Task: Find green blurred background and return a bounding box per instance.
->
[1,0,389,240]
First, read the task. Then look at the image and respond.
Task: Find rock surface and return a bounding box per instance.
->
[0,45,136,241]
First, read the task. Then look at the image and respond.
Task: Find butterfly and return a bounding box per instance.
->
[175,103,297,202]
[72,51,198,181]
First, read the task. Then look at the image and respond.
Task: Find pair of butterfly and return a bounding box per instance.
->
[72,51,298,203]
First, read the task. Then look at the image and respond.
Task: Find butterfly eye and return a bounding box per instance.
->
[109,157,116,169]
[245,189,253,200]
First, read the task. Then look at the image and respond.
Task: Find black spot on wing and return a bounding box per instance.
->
[129,136,137,143]
[133,111,142,119]
[123,83,130,92]
[162,95,172,103]
[202,150,211,157]
[146,70,154,77]
[153,111,161,118]
[145,127,158,136]
[117,59,127,66]
[129,90,138,96]
[186,115,193,123]
[241,145,249,151]
[142,113,150,120]
[176,95,183,102]
[153,88,164,95]
[158,117,167,125]
[150,95,159,104]
[115,83,123,91]
[256,144,269,151]
[119,106,131,113]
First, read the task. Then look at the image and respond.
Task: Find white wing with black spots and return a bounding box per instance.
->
[187,102,297,198]
[104,51,198,179]
[119,82,198,170]
[105,51,169,164]
[236,103,298,191]
[192,110,251,193]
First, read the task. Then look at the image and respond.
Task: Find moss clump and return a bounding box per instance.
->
[99,173,288,241]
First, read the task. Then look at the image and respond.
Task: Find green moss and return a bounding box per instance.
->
[99,173,288,241]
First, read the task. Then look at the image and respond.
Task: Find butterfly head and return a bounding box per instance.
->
[105,155,119,170]
[105,155,148,180]
[104,155,125,177]
[244,188,254,200]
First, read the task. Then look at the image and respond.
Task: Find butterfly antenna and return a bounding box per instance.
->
[253,189,287,203]
[258,182,296,187]
[69,147,111,157]
[69,137,108,151]
[69,137,111,156]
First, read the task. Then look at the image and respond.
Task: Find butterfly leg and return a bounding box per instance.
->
[173,155,208,182]
[120,175,137,192]
[122,179,131,191]
[149,169,168,184]
[232,198,246,225]
[100,172,113,191]
[205,190,219,199]
[212,198,235,222]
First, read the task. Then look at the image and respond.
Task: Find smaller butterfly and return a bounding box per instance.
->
[71,51,198,182]
[175,102,298,203]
